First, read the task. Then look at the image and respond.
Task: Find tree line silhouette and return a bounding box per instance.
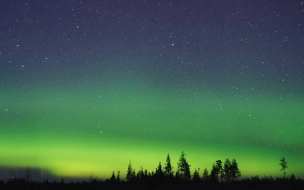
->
[0,152,303,190]
[121,151,241,184]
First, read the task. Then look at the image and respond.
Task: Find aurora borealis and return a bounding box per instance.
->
[0,0,304,181]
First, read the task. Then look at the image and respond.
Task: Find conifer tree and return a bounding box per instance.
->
[192,168,201,182]
[230,159,241,180]
[164,154,173,177]
[210,164,218,183]
[110,171,116,182]
[116,171,120,182]
[216,160,223,182]
[177,151,191,180]
[223,158,232,181]
[202,168,209,182]
[136,167,144,180]
[155,162,164,177]
[126,161,136,181]
[279,157,288,178]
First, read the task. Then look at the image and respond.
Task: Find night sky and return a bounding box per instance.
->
[0,0,304,180]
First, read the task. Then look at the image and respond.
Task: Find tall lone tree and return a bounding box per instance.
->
[279,157,288,178]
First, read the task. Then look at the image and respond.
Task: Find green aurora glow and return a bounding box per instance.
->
[1,70,303,179]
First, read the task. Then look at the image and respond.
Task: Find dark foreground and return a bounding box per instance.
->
[1,177,304,190]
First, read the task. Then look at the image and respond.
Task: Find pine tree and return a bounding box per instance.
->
[223,158,232,181]
[155,162,164,177]
[164,154,173,177]
[216,160,223,182]
[209,160,224,183]
[202,168,209,182]
[116,171,120,182]
[192,168,201,182]
[110,171,116,182]
[230,159,241,180]
[177,151,191,181]
[279,157,288,178]
[126,161,136,181]
[210,164,218,183]
[136,167,144,180]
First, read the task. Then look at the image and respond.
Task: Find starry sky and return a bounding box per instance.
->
[0,0,304,180]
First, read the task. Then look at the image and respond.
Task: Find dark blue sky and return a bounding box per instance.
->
[1,0,303,77]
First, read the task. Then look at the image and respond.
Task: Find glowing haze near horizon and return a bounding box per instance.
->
[0,1,304,180]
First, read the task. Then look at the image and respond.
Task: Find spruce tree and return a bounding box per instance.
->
[177,151,191,180]
[223,158,232,181]
[216,160,223,182]
[126,161,135,181]
[230,159,241,180]
[110,171,116,182]
[155,162,164,177]
[192,168,201,182]
[202,168,209,182]
[164,154,173,177]
[116,171,120,182]
[210,164,218,183]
